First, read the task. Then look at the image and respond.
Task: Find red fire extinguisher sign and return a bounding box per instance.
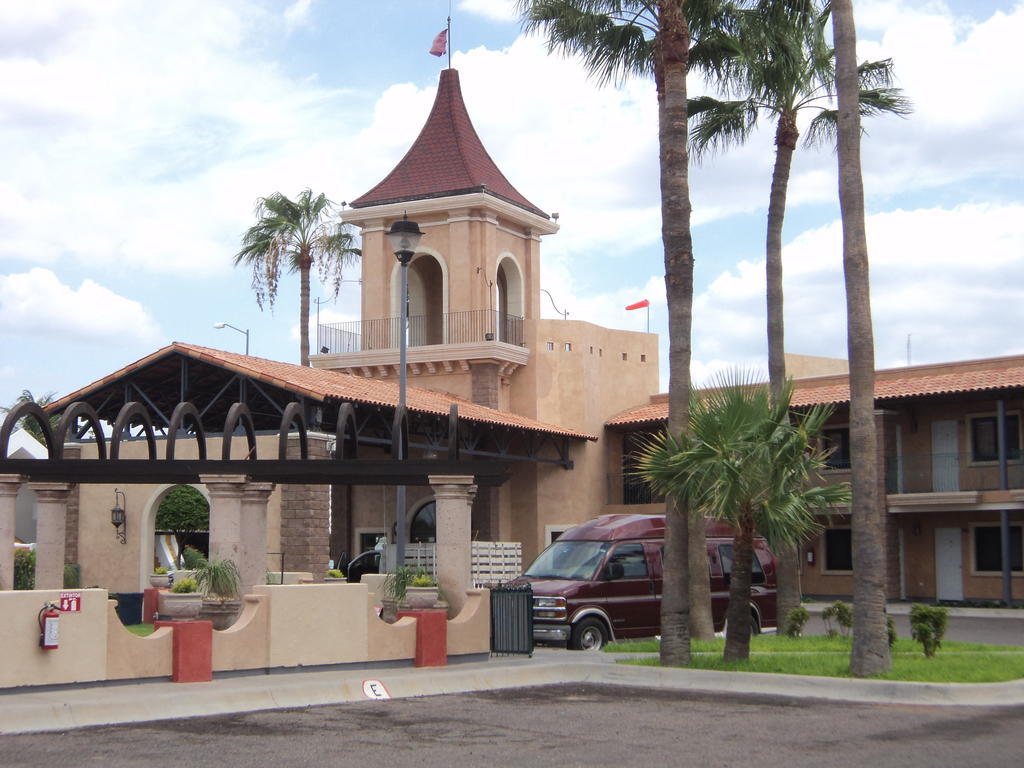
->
[59,591,82,612]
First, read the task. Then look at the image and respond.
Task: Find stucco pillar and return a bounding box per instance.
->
[240,482,274,594]
[29,483,71,589]
[201,474,247,577]
[0,475,24,590]
[430,475,477,616]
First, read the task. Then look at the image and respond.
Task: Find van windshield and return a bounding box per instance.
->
[524,540,611,580]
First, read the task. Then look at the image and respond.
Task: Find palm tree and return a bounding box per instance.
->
[234,189,360,366]
[832,0,890,677]
[687,0,909,621]
[1,389,58,443]
[637,370,849,661]
[520,0,748,653]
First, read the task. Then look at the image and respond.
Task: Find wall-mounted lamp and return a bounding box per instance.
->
[320,346,330,354]
[111,488,127,545]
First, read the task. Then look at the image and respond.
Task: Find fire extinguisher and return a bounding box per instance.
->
[38,602,60,650]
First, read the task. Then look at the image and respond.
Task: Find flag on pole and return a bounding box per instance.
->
[625,299,650,311]
[429,28,448,57]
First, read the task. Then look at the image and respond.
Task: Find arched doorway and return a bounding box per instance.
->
[410,500,436,543]
[407,254,444,346]
[496,256,524,344]
[141,483,210,588]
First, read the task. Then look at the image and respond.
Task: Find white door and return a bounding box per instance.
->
[931,420,960,492]
[934,527,963,601]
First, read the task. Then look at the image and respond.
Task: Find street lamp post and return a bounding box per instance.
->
[386,215,423,568]
[213,322,250,355]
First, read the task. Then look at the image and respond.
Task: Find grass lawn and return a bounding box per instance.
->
[124,623,155,637]
[605,635,1024,683]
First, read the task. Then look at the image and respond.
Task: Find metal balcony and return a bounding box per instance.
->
[317,309,524,354]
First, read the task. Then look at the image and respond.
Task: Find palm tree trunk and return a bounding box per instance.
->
[767,112,802,624]
[299,255,312,367]
[833,0,891,677]
[723,512,756,662]
[657,0,694,666]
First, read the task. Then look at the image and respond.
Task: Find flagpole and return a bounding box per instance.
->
[447,1,452,69]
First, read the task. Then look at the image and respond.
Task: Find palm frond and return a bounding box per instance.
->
[687,96,759,159]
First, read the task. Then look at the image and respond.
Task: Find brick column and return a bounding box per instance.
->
[470,362,501,409]
[62,443,81,566]
[279,433,331,580]
[0,475,23,590]
[29,482,71,589]
[201,474,247,573]
[430,475,477,616]
[240,481,274,594]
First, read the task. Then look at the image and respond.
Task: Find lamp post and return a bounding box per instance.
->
[214,322,250,355]
[386,214,423,567]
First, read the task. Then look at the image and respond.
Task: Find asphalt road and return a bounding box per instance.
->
[2,683,1022,768]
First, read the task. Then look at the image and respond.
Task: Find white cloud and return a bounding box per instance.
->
[689,203,1024,375]
[0,268,161,344]
[458,0,518,23]
[283,0,314,32]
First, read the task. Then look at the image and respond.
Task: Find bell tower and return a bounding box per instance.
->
[315,69,558,410]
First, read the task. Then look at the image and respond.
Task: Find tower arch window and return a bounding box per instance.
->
[496,255,525,344]
[410,501,437,543]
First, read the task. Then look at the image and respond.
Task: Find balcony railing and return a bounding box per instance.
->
[607,473,666,506]
[317,309,524,354]
[885,452,1023,494]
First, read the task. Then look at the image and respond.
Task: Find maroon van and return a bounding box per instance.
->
[515,514,777,650]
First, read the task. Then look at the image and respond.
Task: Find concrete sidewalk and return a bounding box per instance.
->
[2,646,1023,736]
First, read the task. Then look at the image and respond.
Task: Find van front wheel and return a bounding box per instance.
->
[571,617,608,651]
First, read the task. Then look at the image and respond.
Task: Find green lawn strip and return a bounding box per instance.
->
[606,635,1024,683]
[125,623,155,637]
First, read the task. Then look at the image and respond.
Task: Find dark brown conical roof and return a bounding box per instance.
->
[350,69,547,218]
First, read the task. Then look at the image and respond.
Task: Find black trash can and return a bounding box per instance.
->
[113,592,144,626]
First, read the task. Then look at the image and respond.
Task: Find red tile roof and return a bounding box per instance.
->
[349,69,547,217]
[606,358,1024,428]
[50,343,596,441]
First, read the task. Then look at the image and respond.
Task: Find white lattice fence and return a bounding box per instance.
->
[383,541,522,587]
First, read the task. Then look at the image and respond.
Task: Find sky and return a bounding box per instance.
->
[1,0,1022,413]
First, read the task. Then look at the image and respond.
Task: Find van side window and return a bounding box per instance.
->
[718,544,766,585]
[608,543,649,579]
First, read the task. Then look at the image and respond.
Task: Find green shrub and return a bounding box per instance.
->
[410,572,436,587]
[14,549,35,590]
[887,614,897,648]
[63,563,81,588]
[171,577,197,594]
[181,546,207,569]
[910,604,948,658]
[326,569,344,579]
[382,566,433,602]
[154,566,168,575]
[821,600,853,638]
[783,605,810,638]
[194,558,240,600]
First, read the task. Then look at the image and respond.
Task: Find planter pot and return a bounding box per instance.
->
[198,598,242,630]
[149,573,170,589]
[380,598,398,624]
[158,591,203,620]
[324,577,347,583]
[169,570,196,586]
[401,586,440,610]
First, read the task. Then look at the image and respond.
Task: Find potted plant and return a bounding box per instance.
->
[194,558,242,630]
[325,569,346,583]
[382,566,440,612]
[157,577,203,619]
[149,566,170,588]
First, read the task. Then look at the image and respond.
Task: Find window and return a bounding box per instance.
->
[606,543,649,579]
[969,414,1020,463]
[589,346,594,354]
[564,342,572,352]
[823,427,851,470]
[974,525,1023,572]
[718,543,766,585]
[410,502,436,543]
[545,341,554,351]
[824,528,853,571]
[640,354,646,362]
[622,352,628,361]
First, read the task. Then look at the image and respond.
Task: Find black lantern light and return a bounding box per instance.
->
[111,488,127,545]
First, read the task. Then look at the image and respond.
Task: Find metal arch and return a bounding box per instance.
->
[54,402,107,460]
[447,403,460,461]
[335,402,358,460]
[222,402,257,461]
[0,401,57,459]
[391,404,409,460]
[167,402,206,460]
[278,402,307,461]
[111,402,158,460]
